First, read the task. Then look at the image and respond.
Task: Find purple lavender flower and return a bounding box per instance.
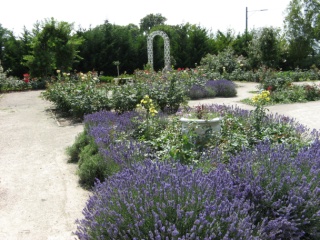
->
[76,105,320,239]
[188,85,210,100]
[205,79,237,97]
[75,160,258,239]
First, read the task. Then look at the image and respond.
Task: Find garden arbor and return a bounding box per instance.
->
[147,30,171,71]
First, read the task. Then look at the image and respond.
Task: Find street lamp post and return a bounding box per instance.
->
[245,7,268,44]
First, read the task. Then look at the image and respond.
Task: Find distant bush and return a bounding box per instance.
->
[187,79,236,100]
[0,79,31,92]
[187,84,210,100]
[99,75,114,83]
[261,77,293,91]
[42,75,112,118]
[205,79,237,97]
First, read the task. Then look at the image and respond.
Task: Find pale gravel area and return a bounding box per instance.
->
[0,91,88,240]
[0,82,319,239]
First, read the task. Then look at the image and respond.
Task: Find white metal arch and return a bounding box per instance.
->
[147,31,171,71]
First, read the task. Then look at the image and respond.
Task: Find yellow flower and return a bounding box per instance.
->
[56,70,60,73]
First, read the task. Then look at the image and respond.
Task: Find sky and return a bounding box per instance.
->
[1,0,291,37]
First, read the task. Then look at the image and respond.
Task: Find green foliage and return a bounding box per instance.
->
[152,73,188,113]
[111,83,142,113]
[245,81,320,105]
[261,76,293,91]
[23,18,83,78]
[2,28,30,78]
[200,47,238,74]
[271,85,307,103]
[67,132,120,189]
[247,27,282,69]
[98,75,114,83]
[304,84,320,100]
[139,13,167,33]
[41,73,111,117]
[66,130,90,163]
[284,0,320,68]
[0,79,31,92]
[78,138,119,189]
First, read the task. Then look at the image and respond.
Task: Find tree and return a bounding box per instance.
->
[258,27,281,68]
[232,32,250,57]
[0,24,9,62]
[140,13,167,33]
[23,18,83,78]
[185,24,211,67]
[284,0,320,68]
[247,27,282,69]
[215,29,235,52]
[2,30,30,77]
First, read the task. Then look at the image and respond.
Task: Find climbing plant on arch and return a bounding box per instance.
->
[147,30,171,71]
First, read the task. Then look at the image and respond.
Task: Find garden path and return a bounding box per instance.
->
[0,91,88,240]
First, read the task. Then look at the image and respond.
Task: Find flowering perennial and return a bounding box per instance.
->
[137,95,158,116]
[75,105,318,239]
[76,139,320,239]
[252,90,271,105]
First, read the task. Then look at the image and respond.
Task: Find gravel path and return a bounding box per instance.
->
[0,91,88,240]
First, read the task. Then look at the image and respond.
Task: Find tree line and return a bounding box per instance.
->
[0,0,319,79]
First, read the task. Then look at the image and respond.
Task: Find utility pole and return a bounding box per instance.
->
[245,7,268,45]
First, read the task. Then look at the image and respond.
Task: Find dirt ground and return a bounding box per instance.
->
[0,82,319,240]
[0,91,88,240]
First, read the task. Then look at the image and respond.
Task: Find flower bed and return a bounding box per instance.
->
[68,102,320,239]
[70,99,319,238]
[76,140,320,239]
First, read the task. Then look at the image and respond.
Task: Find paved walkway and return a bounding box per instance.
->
[0,91,88,240]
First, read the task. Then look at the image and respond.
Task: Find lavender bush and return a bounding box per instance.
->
[187,79,237,100]
[226,140,320,238]
[187,84,210,100]
[205,79,237,97]
[76,139,320,239]
[76,111,150,187]
[75,160,255,239]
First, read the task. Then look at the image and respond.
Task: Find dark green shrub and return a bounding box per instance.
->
[271,86,307,104]
[111,84,143,113]
[77,138,120,189]
[42,79,112,118]
[304,84,320,101]
[149,74,188,114]
[99,75,114,83]
[0,79,31,92]
[261,77,292,91]
[30,79,48,90]
[66,130,90,163]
